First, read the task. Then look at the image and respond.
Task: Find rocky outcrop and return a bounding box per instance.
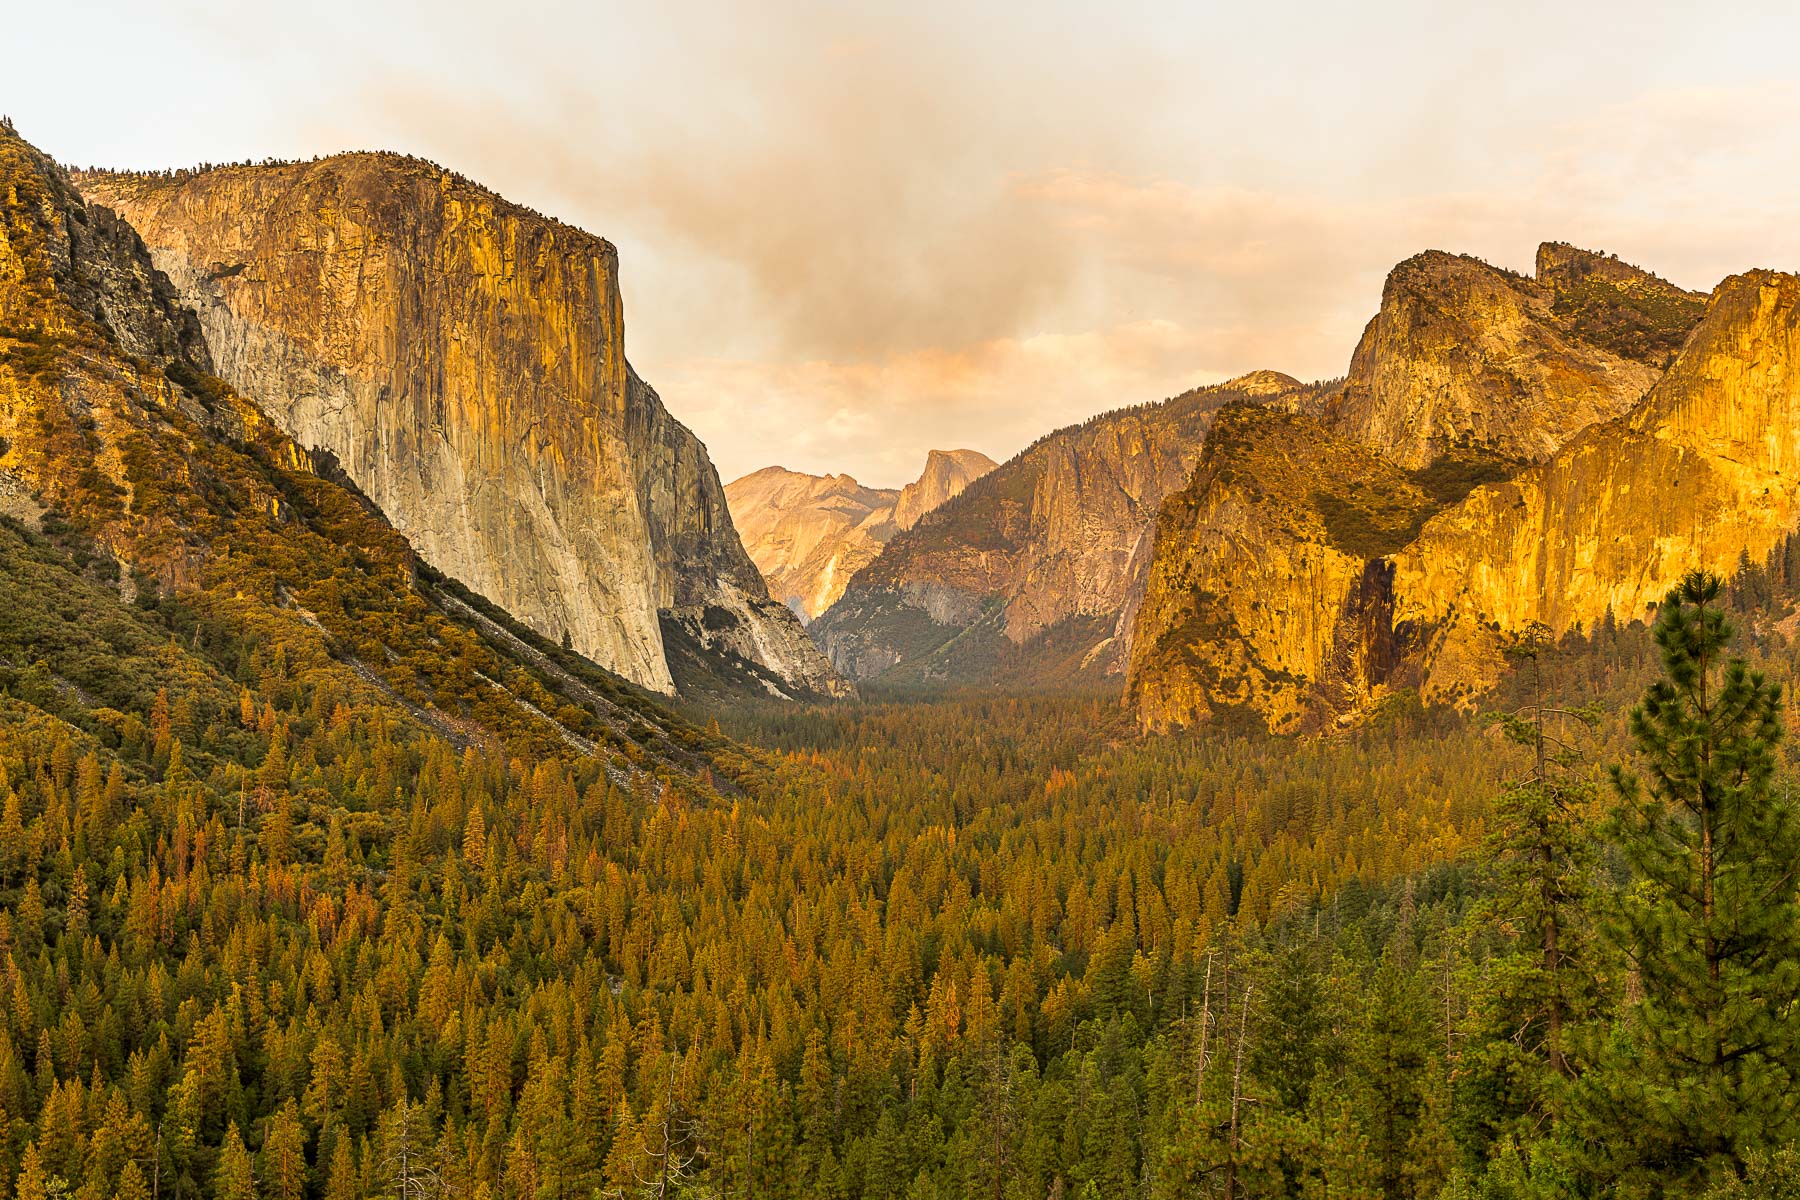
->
[1392,269,1800,704]
[1127,244,1719,731]
[725,449,995,621]
[893,449,997,531]
[1534,242,1707,367]
[812,374,1304,685]
[1328,251,1682,470]
[78,157,847,699]
[1127,404,1436,732]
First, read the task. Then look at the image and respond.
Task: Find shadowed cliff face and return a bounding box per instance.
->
[79,158,847,699]
[724,448,995,621]
[1127,244,1718,731]
[811,371,1305,686]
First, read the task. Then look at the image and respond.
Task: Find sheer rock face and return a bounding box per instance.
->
[1393,270,1800,703]
[1127,405,1436,733]
[79,158,847,698]
[724,448,994,622]
[1330,251,1672,470]
[1128,244,1718,731]
[892,449,998,531]
[812,375,1301,685]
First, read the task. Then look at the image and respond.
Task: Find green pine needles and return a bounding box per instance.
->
[1577,570,1800,1194]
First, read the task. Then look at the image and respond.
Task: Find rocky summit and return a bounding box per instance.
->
[78,157,848,700]
[725,449,995,621]
[1126,244,1775,731]
[891,448,998,532]
[810,372,1307,687]
[1324,248,1699,470]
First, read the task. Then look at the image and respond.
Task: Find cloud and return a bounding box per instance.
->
[668,319,1226,486]
[56,2,1800,483]
[335,4,1172,368]
[671,118,1800,486]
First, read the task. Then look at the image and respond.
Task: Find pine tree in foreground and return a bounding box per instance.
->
[1573,570,1800,1195]
[1457,637,1607,1172]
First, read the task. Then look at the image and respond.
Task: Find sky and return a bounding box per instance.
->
[11,1,1800,487]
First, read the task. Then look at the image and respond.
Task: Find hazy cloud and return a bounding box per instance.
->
[14,1,1800,482]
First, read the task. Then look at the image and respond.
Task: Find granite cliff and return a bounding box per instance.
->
[0,121,734,771]
[1392,269,1800,705]
[725,449,994,620]
[1326,248,1697,470]
[812,372,1305,686]
[1127,245,1782,732]
[893,448,997,532]
[1126,404,1436,732]
[78,157,847,699]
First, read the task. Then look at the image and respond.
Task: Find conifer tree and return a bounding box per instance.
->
[114,1159,151,1200]
[213,1122,257,1200]
[1459,640,1607,1165]
[260,1099,309,1200]
[1350,957,1451,1200]
[1576,570,1800,1192]
[13,1144,48,1200]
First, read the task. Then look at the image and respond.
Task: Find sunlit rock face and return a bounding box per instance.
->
[1128,244,1726,731]
[1329,249,1686,471]
[81,157,848,698]
[725,450,995,622]
[811,374,1307,687]
[1126,404,1436,733]
[1393,270,1800,706]
[893,449,998,532]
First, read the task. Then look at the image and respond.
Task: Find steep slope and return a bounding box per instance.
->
[76,157,846,700]
[1129,244,1713,730]
[811,371,1304,685]
[1393,269,1800,704]
[892,448,998,530]
[724,448,995,620]
[1327,249,1693,470]
[0,120,738,778]
[1127,404,1436,732]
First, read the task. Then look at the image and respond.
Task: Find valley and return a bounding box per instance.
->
[0,88,1796,1200]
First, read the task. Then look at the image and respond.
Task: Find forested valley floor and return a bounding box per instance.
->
[5,512,1800,1200]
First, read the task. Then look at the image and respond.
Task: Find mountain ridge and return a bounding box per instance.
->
[809,373,1305,686]
[76,153,849,701]
[724,448,995,620]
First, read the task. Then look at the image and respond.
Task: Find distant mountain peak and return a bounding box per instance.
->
[726,449,996,621]
[1222,369,1303,396]
[894,448,998,531]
